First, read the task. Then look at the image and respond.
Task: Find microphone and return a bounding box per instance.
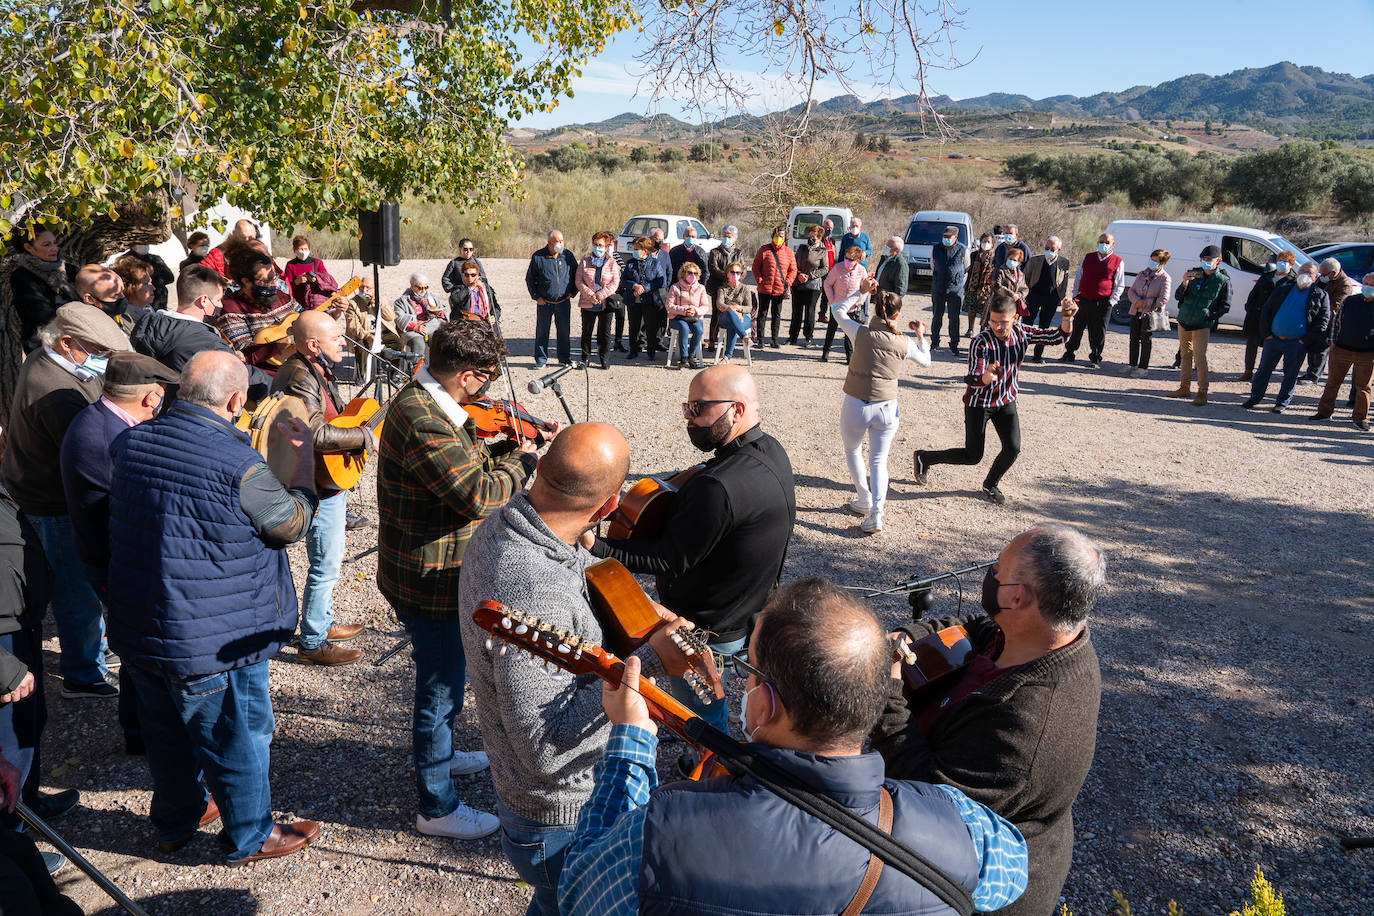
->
[527,363,576,394]
[379,348,421,363]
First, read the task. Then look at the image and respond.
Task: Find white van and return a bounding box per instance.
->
[615,214,719,263]
[903,210,974,285]
[786,206,853,245]
[1105,220,1312,326]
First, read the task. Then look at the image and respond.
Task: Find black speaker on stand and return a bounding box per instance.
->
[357,202,401,388]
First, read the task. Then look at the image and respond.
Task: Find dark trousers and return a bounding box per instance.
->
[579,309,610,362]
[822,314,853,361]
[0,628,44,810]
[1128,313,1154,368]
[627,301,664,356]
[756,293,786,343]
[0,828,82,916]
[923,402,1022,488]
[789,289,818,342]
[1064,298,1111,362]
[1026,293,1059,359]
[609,301,625,344]
[1244,329,1263,374]
[82,562,140,745]
[533,298,572,365]
[931,289,964,349]
[1305,344,1328,380]
[1249,337,1308,408]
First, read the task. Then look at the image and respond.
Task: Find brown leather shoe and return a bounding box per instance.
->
[326,623,364,642]
[298,642,363,666]
[229,821,322,866]
[200,797,220,827]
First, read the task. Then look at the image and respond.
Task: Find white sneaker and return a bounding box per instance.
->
[846,498,871,516]
[449,750,490,776]
[1132,368,1148,378]
[1119,365,1134,376]
[416,803,499,840]
[860,512,883,533]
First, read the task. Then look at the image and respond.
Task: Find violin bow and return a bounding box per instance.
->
[491,322,530,449]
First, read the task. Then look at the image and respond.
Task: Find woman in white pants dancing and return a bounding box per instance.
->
[831,279,930,533]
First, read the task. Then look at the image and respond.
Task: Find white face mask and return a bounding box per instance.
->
[1296,274,1315,290]
[553,241,564,253]
[849,227,860,236]
[980,241,992,252]
[296,249,310,260]
[193,245,210,257]
[738,683,767,741]
[133,244,150,255]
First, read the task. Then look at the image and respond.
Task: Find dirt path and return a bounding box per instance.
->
[39,258,1373,915]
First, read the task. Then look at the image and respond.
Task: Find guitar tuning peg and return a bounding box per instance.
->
[498,643,509,656]
[557,643,571,654]
[526,654,538,668]
[500,617,513,630]
[572,646,583,659]
[514,623,529,635]
[484,637,494,652]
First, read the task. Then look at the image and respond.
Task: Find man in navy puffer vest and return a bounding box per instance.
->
[559,579,1030,916]
[107,351,322,865]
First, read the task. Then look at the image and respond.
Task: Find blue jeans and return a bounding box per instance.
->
[931,289,963,348]
[720,309,751,357]
[0,628,45,811]
[400,614,467,819]
[299,491,346,651]
[126,661,275,862]
[665,634,746,734]
[27,514,107,685]
[1250,337,1308,407]
[669,317,704,359]
[496,800,576,916]
[534,298,572,365]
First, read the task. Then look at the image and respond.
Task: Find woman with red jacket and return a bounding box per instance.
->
[750,225,798,349]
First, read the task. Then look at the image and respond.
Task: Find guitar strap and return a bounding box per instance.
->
[840,787,892,916]
[684,718,975,916]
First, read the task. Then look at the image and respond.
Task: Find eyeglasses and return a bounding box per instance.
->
[682,398,736,417]
[719,652,765,681]
[413,285,429,291]
[463,273,479,278]
[728,271,743,277]
[460,247,474,253]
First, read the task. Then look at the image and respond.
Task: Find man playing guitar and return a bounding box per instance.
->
[871,525,1105,916]
[458,421,715,916]
[269,311,373,666]
[589,365,796,736]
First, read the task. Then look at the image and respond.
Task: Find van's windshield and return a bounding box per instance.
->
[1269,237,1313,264]
[905,222,969,247]
[792,213,846,240]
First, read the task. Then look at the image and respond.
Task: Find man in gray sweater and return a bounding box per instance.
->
[457,422,706,916]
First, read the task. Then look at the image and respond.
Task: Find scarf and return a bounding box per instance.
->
[18,252,70,294]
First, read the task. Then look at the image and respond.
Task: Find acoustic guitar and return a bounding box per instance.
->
[317,396,387,491]
[252,276,363,366]
[605,464,704,540]
[472,600,725,777]
[584,557,719,705]
[892,626,976,694]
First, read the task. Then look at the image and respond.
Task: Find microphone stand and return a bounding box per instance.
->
[16,801,151,916]
[547,377,577,424]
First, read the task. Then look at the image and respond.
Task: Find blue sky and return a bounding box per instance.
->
[513,0,1374,129]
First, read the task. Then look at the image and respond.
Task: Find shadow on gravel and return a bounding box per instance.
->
[91,888,258,916]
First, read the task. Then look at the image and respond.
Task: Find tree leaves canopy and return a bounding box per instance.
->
[0,0,633,250]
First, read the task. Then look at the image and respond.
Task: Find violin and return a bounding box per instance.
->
[463,397,556,442]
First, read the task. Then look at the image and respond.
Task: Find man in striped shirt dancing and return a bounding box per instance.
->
[914,294,1077,504]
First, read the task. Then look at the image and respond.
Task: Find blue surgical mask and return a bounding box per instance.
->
[1274,262,1290,274]
[1362,285,1374,298]
[942,237,954,247]
[1149,260,1161,270]
[592,245,606,257]
[83,354,109,376]
[635,250,646,261]
[1045,249,1058,261]
[684,237,695,248]
[1003,235,1014,244]
[1097,243,1112,255]
[1200,260,1215,271]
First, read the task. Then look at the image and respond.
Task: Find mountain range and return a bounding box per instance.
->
[535,62,1374,142]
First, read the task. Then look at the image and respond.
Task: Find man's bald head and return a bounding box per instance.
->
[690,364,758,409]
[533,422,630,511]
[179,350,249,414]
[292,310,344,362]
[74,264,121,305]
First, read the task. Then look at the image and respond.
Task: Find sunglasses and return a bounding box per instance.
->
[682,398,735,417]
[414,285,429,291]
[461,247,475,253]
[463,273,479,278]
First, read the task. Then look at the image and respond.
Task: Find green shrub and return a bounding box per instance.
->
[1225,142,1337,212]
[1332,159,1374,218]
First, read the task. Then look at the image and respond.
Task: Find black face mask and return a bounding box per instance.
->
[471,376,494,400]
[981,566,1005,618]
[99,295,130,316]
[686,410,733,452]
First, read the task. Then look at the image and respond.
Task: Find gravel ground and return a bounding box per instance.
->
[35,258,1374,915]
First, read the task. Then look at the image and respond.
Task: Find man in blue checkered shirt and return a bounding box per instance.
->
[558,579,1029,915]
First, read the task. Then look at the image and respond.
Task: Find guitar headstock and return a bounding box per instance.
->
[471,600,718,705]
[666,626,719,703]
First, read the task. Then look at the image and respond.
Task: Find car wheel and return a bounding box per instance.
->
[1108,298,1132,327]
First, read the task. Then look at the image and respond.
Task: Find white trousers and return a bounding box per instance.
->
[840,395,900,513]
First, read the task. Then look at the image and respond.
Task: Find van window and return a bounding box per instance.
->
[792,213,826,240]
[1221,236,1272,274]
[689,219,710,239]
[1269,237,1313,265]
[675,220,691,240]
[622,218,665,238]
[905,222,969,247]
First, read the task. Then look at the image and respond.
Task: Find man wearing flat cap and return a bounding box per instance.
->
[60,352,180,755]
[1,304,129,701]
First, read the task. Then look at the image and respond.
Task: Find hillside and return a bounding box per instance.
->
[531,62,1374,143]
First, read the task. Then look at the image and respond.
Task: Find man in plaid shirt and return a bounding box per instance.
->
[377,320,560,841]
[914,295,1077,505]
